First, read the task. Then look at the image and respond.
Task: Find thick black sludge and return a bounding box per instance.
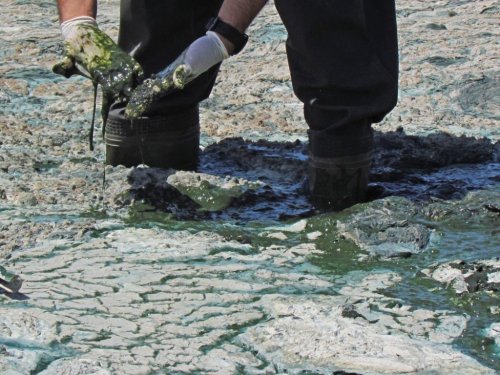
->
[1,0,499,373]
[125,131,499,222]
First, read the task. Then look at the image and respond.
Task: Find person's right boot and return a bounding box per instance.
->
[105,105,200,170]
[308,122,374,210]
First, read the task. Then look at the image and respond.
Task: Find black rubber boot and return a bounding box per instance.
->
[308,151,372,210]
[308,123,374,210]
[105,106,200,170]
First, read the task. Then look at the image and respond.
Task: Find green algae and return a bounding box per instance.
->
[172,182,241,212]
[1,2,498,370]
[125,63,191,119]
[52,24,144,146]
[53,24,143,100]
[2,189,499,371]
[169,179,264,212]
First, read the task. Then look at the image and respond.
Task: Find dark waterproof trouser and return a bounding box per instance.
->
[117,0,224,115]
[275,0,399,158]
[106,0,223,168]
[116,0,398,158]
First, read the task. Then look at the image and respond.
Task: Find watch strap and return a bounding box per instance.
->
[206,17,248,55]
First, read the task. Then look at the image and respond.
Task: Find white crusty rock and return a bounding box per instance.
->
[239,272,494,375]
[38,358,111,375]
[421,258,500,295]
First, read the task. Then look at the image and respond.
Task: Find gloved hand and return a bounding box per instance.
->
[125,31,229,119]
[53,16,144,108]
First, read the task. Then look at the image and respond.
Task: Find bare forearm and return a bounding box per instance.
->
[57,0,97,22]
[216,0,267,53]
[218,0,268,33]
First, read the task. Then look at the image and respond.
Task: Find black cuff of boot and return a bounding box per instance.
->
[308,122,374,159]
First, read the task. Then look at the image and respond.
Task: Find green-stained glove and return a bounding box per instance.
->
[125,31,229,119]
[53,17,144,114]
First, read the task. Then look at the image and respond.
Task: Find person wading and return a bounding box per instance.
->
[54,0,398,210]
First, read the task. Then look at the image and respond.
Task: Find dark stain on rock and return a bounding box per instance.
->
[423,56,467,67]
[448,259,500,293]
[459,77,500,120]
[426,23,448,30]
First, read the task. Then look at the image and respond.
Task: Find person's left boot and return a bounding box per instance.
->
[307,122,374,210]
[308,151,372,210]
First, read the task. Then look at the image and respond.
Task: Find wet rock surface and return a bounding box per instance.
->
[240,274,487,374]
[421,258,500,295]
[336,197,432,258]
[1,0,499,374]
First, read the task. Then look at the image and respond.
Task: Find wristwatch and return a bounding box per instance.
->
[206,17,249,55]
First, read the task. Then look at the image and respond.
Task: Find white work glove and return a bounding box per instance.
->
[60,15,97,40]
[181,31,230,79]
[125,31,229,119]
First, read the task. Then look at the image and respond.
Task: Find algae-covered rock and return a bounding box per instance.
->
[336,197,432,258]
[166,171,265,211]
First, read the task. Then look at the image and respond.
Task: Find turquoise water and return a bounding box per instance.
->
[116,180,500,370]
